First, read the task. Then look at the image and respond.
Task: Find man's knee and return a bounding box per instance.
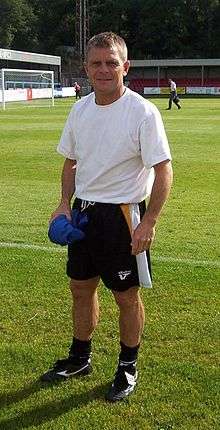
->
[113,286,140,308]
[70,277,99,300]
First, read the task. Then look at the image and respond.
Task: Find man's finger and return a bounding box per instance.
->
[131,238,152,255]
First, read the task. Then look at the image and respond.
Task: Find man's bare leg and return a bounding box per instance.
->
[70,276,100,340]
[105,287,144,401]
[40,276,100,382]
[112,287,145,347]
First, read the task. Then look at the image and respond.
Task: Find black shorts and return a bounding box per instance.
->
[67,198,151,292]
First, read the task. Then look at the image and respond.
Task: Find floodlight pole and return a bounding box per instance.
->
[75,0,90,63]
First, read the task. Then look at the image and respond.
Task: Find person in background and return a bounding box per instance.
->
[41,32,173,403]
[74,81,81,100]
[166,78,181,110]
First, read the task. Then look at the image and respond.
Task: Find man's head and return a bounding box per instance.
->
[86,32,128,63]
[84,32,130,104]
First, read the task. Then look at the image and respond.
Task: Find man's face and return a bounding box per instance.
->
[85,45,130,102]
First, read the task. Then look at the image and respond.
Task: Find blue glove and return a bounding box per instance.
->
[48,213,87,246]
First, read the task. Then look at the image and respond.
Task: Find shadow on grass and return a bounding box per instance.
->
[0,381,42,408]
[0,380,110,429]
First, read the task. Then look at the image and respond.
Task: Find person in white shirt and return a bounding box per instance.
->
[41,32,173,403]
[167,78,181,110]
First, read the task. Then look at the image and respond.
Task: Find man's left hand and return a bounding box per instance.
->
[131,223,155,255]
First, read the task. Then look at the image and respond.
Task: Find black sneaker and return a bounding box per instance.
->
[40,357,92,382]
[105,363,138,402]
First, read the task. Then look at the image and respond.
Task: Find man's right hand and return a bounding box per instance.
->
[49,201,72,224]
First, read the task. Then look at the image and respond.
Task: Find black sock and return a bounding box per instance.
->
[69,337,92,362]
[119,341,140,368]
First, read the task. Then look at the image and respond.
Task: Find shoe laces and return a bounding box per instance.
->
[53,357,73,369]
[113,364,136,389]
[53,355,90,370]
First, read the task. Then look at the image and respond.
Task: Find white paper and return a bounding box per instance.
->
[129,203,152,288]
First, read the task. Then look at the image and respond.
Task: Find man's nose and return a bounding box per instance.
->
[98,62,109,73]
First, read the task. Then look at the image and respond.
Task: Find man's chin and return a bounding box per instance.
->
[94,86,113,94]
[97,83,112,89]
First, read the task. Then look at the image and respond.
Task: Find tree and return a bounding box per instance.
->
[211,1,220,56]
[0,0,37,49]
[1,0,219,59]
[28,0,75,54]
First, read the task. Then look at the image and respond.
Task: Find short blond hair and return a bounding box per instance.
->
[86,32,128,62]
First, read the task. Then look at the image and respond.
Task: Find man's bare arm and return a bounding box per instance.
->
[131,160,173,255]
[50,158,76,222]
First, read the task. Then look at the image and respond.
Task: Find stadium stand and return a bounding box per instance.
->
[129,78,220,92]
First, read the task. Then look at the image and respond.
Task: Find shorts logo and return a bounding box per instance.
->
[118,270,131,280]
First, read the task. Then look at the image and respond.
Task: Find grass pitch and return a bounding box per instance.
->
[0,97,219,430]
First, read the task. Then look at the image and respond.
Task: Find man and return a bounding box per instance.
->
[74,81,81,100]
[41,32,173,402]
[167,78,181,110]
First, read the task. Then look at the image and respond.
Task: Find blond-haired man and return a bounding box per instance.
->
[41,32,173,402]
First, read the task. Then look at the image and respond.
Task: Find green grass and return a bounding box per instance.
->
[0,97,219,430]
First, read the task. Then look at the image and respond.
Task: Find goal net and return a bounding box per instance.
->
[0,69,54,109]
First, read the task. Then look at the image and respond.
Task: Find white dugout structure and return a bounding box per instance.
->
[0,47,61,75]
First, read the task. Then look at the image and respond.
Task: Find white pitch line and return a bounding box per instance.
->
[0,241,65,253]
[155,255,220,268]
[0,241,219,268]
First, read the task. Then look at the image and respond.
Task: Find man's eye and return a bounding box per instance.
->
[108,62,119,67]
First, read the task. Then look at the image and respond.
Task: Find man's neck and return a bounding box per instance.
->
[95,86,126,106]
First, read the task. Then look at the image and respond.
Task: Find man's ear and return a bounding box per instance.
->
[123,60,130,77]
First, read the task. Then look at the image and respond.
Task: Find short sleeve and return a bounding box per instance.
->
[57,109,76,159]
[139,104,171,168]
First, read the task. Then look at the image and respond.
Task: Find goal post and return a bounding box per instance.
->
[0,68,54,109]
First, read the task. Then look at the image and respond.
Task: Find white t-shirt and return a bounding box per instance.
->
[57,88,171,204]
[170,80,177,91]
